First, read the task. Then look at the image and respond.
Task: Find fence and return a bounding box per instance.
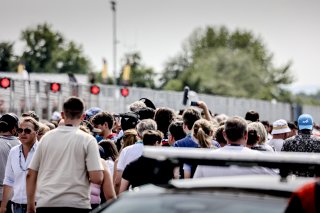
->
[0,77,319,123]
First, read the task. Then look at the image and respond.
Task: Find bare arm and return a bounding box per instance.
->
[102,166,117,201]
[0,185,13,213]
[26,169,38,213]
[197,101,211,121]
[114,170,123,195]
[119,178,130,194]
[88,171,103,185]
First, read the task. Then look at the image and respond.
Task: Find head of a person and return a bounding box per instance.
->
[245,110,260,122]
[18,117,39,145]
[37,122,50,141]
[224,116,248,144]
[248,122,268,144]
[136,119,157,138]
[0,113,19,136]
[21,111,39,121]
[154,107,176,138]
[213,114,229,125]
[182,108,201,131]
[214,125,227,147]
[287,121,298,138]
[142,130,163,146]
[99,139,119,161]
[91,111,114,135]
[120,112,139,131]
[129,100,146,112]
[62,96,85,120]
[168,120,186,145]
[260,120,271,134]
[271,119,291,139]
[298,114,313,134]
[136,107,155,120]
[192,119,214,148]
[122,129,139,149]
[84,107,102,121]
[247,123,262,147]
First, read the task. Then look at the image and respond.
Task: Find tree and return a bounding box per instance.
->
[119,52,156,88]
[160,26,294,101]
[20,23,90,73]
[0,42,17,71]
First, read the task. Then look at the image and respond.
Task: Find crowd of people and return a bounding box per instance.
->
[0,96,320,213]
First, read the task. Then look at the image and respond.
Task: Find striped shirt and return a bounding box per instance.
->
[0,135,20,201]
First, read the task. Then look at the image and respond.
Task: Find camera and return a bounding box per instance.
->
[190,101,199,107]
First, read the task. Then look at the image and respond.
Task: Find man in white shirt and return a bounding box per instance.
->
[0,117,39,213]
[26,97,103,213]
[194,116,275,178]
[268,119,291,151]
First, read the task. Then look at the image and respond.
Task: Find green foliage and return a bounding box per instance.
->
[4,23,92,74]
[119,52,156,88]
[160,26,294,101]
[0,42,17,71]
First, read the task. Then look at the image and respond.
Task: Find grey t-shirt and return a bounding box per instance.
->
[0,135,20,200]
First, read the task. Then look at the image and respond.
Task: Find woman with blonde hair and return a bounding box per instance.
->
[192,119,215,148]
[121,129,139,150]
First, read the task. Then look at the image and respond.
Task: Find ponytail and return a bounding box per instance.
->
[196,127,212,148]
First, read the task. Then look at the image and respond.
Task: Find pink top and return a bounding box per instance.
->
[90,183,101,204]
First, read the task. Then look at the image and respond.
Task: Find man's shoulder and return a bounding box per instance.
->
[174,136,197,147]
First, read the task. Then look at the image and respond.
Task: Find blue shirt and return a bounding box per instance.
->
[173,134,199,148]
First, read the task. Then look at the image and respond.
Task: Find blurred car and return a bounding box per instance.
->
[92,147,320,213]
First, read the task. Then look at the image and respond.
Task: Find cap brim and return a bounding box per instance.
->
[298,125,313,130]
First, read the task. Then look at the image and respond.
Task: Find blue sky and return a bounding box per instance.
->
[1,0,319,93]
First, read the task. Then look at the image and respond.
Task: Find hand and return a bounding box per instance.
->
[27,204,36,213]
[197,101,208,110]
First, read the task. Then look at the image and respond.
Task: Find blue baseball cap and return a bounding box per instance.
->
[85,107,102,121]
[298,114,313,130]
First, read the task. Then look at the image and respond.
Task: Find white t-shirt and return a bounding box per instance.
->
[267,138,285,152]
[105,159,114,178]
[117,142,144,171]
[193,145,276,178]
[29,126,103,209]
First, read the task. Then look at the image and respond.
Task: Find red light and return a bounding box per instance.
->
[121,87,129,97]
[50,83,61,93]
[90,85,100,95]
[0,77,11,89]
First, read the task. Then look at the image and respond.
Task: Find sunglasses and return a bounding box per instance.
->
[17,128,33,134]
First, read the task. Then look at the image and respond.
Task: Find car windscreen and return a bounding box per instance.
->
[100,191,288,213]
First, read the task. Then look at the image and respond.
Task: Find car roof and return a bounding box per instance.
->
[169,175,314,193]
[143,146,320,178]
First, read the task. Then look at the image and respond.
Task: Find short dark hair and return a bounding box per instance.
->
[182,108,201,130]
[63,97,84,119]
[142,130,163,146]
[168,120,186,141]
[21,111,39,121]
[224,116,248,142]
[137,107,155,120]
[154,107,175,137]
[214,125,227,146]
[91,112,114,129]
[245,110,259,122]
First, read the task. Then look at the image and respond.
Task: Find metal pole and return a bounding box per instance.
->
[111,0,117,85]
